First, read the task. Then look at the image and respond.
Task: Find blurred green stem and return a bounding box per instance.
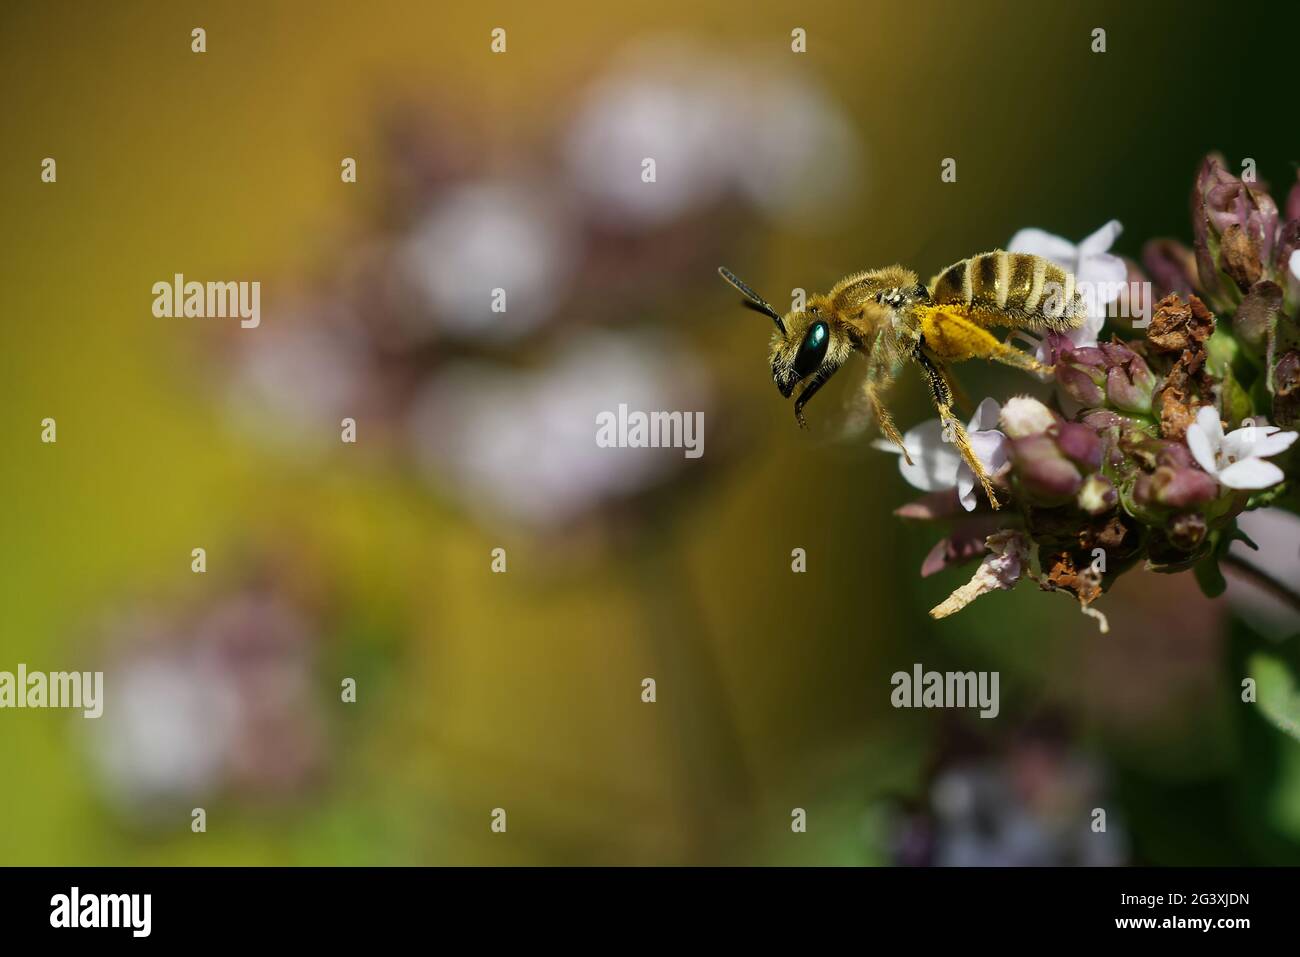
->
[1223,551,1300,615]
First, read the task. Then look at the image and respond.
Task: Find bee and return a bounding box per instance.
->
[718,252,1087,509]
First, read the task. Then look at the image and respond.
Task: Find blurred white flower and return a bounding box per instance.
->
[88,594,324,817]
[874,398,1008,511]
[563,38,862,230]
[564,46,739,228]
[228,305,374,449]
[929,751,1124,867]
[90,638,241,811]
[1185,406,1297,490]
[407,331,711,528]
[402,180,578,340]
[730,73,863,227]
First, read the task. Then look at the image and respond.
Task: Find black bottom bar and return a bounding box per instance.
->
[0,866,1280,942]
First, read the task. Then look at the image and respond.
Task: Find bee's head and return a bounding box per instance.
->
[718,267,852,428]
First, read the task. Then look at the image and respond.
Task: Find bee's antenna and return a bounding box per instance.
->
[718,266,786,335]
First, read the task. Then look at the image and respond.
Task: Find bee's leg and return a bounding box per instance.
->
[864,381,912,465]
[986,339,1054,380]
[792,373,829,429]
[922,307,1053,381]
[861,337,914,462]
[915,349,1000,510]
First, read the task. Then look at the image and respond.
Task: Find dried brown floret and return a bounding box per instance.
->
[1218,223,1263,290]
[1146,294,1214,354]
[1146,295,1218,440]
[1043,551,1103,607]
[1154,355,1207,440]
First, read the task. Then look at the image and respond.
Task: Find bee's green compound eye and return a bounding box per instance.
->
[793,321,830,379]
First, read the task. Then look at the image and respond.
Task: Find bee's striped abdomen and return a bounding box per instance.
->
[929,251,1085,332]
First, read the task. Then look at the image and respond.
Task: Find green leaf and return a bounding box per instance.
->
[1248,652,1300,742]
[1194,552,1226,597]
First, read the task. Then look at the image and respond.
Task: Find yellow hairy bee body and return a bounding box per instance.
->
[928,251,1086,333]
[719,253,1087,510]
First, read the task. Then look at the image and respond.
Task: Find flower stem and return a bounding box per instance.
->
[1222,551,1300,614]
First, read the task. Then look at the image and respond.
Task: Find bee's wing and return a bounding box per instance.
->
[833,353,878,441]
[828,350,909,444]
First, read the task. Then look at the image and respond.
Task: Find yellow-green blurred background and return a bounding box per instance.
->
[2,0,1298,865]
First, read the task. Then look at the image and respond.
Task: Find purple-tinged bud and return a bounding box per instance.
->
[1079,408,1125,468]
[1081,408,1158,468]
[1079,408,1123,431]
[1053,421,1102,471]
[1207,177,1279,259]
[1275,220,1300,279]
[1059,340,1155,414]
[1102,348,1156,413]
[1192,155,1229,299]
[1096,342,1127,365]
[1071,346,1107,368]
[1055,358,1105,408]
[1010,434,1083,505]
[1168,512,1208,551]
[1039,332,1075,365]
[1077,473,1117,515]
[1142,238,1197,297]
[1133,464,1219,508]
[1157,441,1196,471]
[1192,153,1282,300]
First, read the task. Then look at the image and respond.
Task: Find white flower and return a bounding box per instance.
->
[402,180,578,340]
[1185,406,1297,490]
[1291,249,1300,282]
[1009,220,1126,350]
[875,398,1009,511]
[563,38,862,230]
[407,331,710,528]
[998,395,1055,439]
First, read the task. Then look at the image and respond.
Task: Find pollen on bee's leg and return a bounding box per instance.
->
[970,464,1000,510]
[982,476,1001,510]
